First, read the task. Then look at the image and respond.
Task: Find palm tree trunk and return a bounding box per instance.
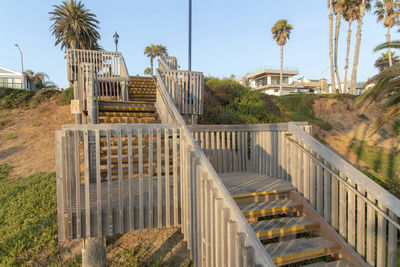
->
[387,27,392,67]
[334,13,342,93]
[344,20,352,94]
[150,56,154,76]
[350,0,366,95]
[280,45,283,96]
[329,0,336,93]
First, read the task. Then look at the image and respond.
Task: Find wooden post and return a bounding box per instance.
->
[82,237,107,267]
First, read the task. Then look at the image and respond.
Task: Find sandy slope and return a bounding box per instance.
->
[312,97,399,167]
[0,98,72,177]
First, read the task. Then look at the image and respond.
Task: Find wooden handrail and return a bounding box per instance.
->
[286,135,400,230]
[156,66,275,266]
[288,122,400,217]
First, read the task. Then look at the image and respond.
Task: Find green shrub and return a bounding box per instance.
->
[57,87,74,106]
[393,119,400,135]
[0,87,34,109]
[199,78,283,124]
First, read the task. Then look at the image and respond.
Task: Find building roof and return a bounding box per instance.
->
[246,68,299,79]
[0,66,21,78]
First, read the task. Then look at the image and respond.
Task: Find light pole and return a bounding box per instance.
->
[14,44,24,89]
[188,0,192,72]
[113,32,119,52]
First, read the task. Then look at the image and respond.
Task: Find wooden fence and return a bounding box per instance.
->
[161,55,178,70]
[158,58,204,115]
[189,123,310,175]
[55,124,181,241]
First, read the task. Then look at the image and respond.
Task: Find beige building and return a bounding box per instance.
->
[236,68,300,96]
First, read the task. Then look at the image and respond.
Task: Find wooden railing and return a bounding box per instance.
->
[67,49,129,104]
[158,58,204,115]
[161,55,178,70]
[55,124,181,241]
[156,65,275,266]
[286,122,399,267]
[189,123,310,175]
[67,49,129,82]
[75,64,99,124]
[190,122,400,266]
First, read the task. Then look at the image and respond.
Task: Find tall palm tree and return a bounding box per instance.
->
[375,51,400,71]
[333,0,347,92]
[144,44,168,76]
[24,70,48,90]
[343,0,359,93]
[271,20,293,96]
[374,0,400,67]
[49,0,100,51]
[350,0,371,94]
[329,0,337,93]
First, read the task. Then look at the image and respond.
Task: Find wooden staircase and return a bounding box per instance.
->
[98,76,160,124]
[97,76,173,180]
[232,183,362,267]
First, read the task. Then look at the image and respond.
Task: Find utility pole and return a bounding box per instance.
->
[14,44,24,89]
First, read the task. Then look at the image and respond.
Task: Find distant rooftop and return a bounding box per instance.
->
[238,66,299,79]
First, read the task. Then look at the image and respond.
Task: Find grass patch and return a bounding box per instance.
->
[350,139,400,197]
[31,121,42,127]
[0,164,59,266]
[2,133,16,140]
[271,94,334,130]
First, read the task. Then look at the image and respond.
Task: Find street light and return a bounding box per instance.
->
[113,32,119,52]
[14,44,24,89]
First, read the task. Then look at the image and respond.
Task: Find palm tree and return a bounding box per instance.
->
[144,67,152,76]
[24,70,48,90]
[271,20,293,96]
[375,51,400,71]
[357,63,400,131]
[49,0,100,51]
[374,0,400,67]
[343,0,359,93]
[329,0,337,93]
[350,0,371,94]
[144,44,168,76]
[333,0,347,92]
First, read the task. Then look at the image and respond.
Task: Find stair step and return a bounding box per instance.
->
[99,112,156,117]
[232,187,294,204]
[251,216,319,240]
[302,260,356,267]
[265,237,340,266]
[238,199,301,220]
[99,118,161,124]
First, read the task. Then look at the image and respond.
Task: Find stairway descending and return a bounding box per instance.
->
[98,76,170,179]
[232,183,360,267]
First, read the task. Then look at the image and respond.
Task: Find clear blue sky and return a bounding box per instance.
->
[0,0,392,89]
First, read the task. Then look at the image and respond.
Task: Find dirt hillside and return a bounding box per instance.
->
[0,97,72,176]
[311,97,399,166]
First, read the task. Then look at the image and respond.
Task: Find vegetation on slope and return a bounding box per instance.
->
[0,87,72,109]
[271,94,336,130]
[350,140,400,197]
[199,78,283,124]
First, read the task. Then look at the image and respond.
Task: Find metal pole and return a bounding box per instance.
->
[15,44,24,89]
[188,0,192,72]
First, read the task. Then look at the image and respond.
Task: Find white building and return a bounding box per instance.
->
[0,66,29,90]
